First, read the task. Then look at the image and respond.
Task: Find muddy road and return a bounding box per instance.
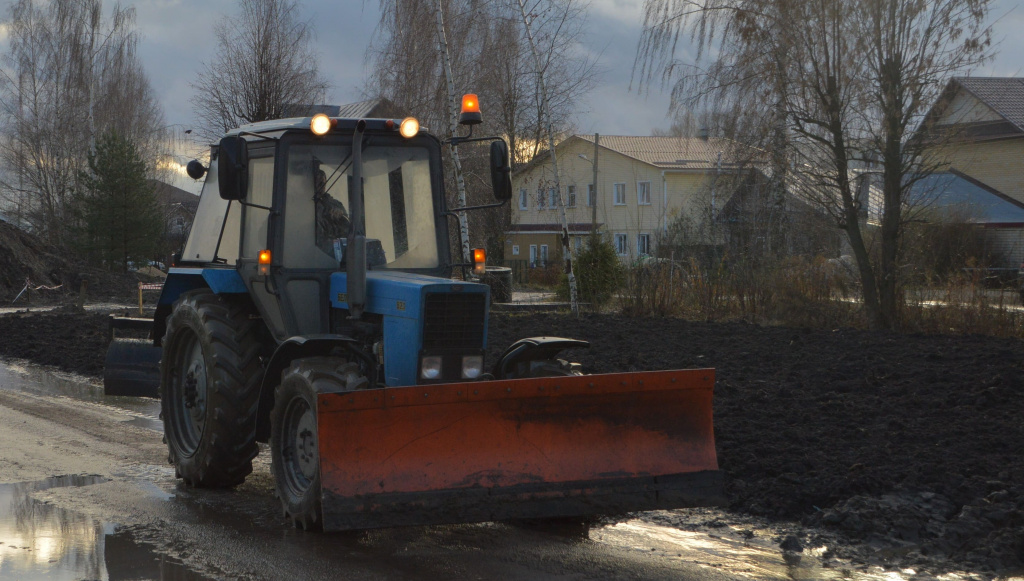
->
[1,307,1023,579]
[0,361,944,581]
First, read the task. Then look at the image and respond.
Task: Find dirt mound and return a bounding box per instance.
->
[487,313,1024,576]
[0,220,160,303]
[0,220,74,297]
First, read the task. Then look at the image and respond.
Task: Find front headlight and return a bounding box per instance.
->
[421,356,442,380]
[461,355,483,379]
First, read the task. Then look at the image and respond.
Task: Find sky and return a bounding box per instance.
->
[4,0,1024,193]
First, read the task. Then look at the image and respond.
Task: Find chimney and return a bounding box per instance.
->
[698,126,709,141]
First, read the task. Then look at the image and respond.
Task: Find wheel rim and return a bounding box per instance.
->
[281,394,318,497]
[170,330,207,454]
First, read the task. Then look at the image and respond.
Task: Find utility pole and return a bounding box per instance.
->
[591,133,599,238]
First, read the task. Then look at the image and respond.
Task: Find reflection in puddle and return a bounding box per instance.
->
[0,475,211,580]
[0,362,162,431]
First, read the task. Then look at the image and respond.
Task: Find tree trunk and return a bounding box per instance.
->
[434,0,471,265]
[516,0,579,315]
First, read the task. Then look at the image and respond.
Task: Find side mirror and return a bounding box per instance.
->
[489,140,512,201]
[186,159,207,180]
[218,136,248,200]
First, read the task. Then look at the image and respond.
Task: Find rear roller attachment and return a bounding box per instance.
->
[103,316,161,397]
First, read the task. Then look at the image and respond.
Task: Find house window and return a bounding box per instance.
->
[613,183,626,206]
[549,188,559,208]
[537,188,545,209]
[529,244,538,267]
[637,233,651,256]
[614,233,628,255]
[512,245,520,256]
[587,184,595,207]
[519,189,528,210]
[567,185,576,207]
[574,236,582,252]
[540,244,549,266]
[637,181,651,205]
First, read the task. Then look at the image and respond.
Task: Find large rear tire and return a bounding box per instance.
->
[160,289,263,488]
[270,357,366,531]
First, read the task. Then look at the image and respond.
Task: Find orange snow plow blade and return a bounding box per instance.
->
[316,369,723,530]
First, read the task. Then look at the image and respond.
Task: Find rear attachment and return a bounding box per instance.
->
[316,368,722,530]
[103,316,161,398]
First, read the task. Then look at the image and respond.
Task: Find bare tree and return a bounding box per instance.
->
[635,0,992,330]
[190,0,330,142]
[0,0,164,247]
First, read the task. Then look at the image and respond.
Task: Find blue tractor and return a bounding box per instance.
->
[104,103,722,531]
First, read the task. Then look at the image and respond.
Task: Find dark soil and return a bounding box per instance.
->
[1,307,1021,576]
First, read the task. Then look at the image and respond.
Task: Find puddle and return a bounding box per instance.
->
[0,362,162,431]
[597,520,987,580]
[0,475,212,580]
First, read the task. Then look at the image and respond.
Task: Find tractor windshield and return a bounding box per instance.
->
[283,142,440,270]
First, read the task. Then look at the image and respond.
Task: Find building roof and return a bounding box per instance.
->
[515,134,760,176]
[573,135,755,170]
[953,77,1024,132]
[280,98,404,120]
[151,180,199,212]
[904,171,1024,225]
[921,77,1024,140]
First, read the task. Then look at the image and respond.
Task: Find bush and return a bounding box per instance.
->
[557,237,625,308]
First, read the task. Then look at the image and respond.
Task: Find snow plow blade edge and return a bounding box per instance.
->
[316,369,722,530]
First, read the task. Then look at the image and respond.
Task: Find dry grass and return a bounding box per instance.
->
[615,254,1024,339]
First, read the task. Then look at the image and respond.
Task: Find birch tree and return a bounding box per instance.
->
[635,0,992,330]
[0,0,164,248]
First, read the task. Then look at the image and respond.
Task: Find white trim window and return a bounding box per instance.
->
[614,233,628,255]
[637,181,651,205]
[518,189,528,210]
[529,244,538,267]
[540,244,549,266]
[549,188,559,208]
[537,187,546,209]
[567,185,576,207]
[613,183,626,206]
[637,233,651,256]
[587,184,595,207]
[512,245,520,256]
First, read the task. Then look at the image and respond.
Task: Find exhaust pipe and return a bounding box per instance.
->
[347,120,367,320]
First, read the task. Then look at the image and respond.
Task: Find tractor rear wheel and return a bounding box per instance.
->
[160,289,262,488]
[270,357,365,531]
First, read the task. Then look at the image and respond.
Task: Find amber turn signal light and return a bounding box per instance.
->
[472,247,486,276]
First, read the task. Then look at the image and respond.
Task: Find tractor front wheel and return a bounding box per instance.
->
[160,289,262,488]
[271,357,365,531]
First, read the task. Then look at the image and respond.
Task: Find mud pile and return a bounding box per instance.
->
[0,220,157,303]
[487,313,1024,576]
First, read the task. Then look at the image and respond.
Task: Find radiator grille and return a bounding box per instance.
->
[422,292,486,349]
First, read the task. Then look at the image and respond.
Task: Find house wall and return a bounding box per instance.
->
[983,226,1024,268]
[510,137,719,261]
[932,137,1024,205]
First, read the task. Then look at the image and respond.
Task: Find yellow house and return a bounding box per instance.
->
[508,135,751,264]
[925,77,1024,204]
